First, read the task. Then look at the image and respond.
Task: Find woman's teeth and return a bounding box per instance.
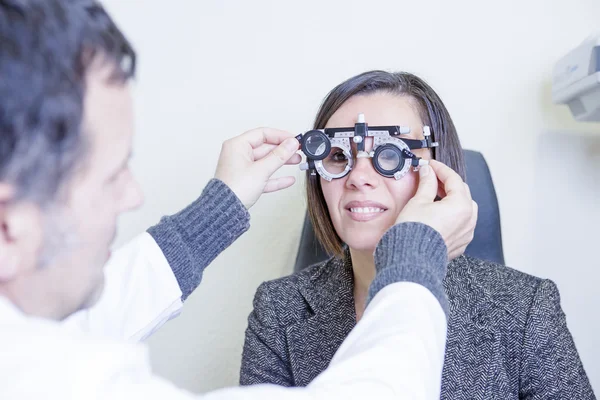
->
[349,207,385,213]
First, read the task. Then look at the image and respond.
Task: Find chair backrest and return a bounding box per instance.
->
[293,149,505,273]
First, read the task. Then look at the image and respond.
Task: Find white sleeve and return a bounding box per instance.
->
[96,281,446,400]
[1,280,445,400]
[62,232,184,341]
[308,282,446,399]
[198,282,446,400]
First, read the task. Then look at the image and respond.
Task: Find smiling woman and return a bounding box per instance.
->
[318,91,454,256]
[238,70,595,399]
[307,71,465,258]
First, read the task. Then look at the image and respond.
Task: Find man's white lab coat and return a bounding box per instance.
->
[0,232,446,400]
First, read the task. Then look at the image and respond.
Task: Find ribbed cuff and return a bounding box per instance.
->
[148,179,250,300]
[367,222,449,317]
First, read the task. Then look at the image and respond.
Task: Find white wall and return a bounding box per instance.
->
[104,0,600,394]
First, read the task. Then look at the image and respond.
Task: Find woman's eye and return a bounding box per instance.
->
[331,152,347,162]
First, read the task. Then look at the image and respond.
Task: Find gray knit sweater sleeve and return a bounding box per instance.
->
[147,179,250,300]
[367,222,449,317]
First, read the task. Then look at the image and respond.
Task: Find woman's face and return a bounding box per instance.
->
[321,92,431,253]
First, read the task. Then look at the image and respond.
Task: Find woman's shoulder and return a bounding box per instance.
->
[251,256,347,327]
[447,255,557,323]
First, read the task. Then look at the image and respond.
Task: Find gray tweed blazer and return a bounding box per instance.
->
[239,254,596,399]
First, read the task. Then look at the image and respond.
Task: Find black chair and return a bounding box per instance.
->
[294,150,505,272]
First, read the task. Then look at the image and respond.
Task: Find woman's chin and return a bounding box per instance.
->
[341,226,389,253]
[344,238,379,254]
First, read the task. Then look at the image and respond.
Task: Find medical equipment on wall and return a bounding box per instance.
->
[553,32,600,122]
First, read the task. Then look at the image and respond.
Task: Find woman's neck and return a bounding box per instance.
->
[349,248,376,322]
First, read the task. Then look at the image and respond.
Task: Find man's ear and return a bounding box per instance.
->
[0,184,44,282]
[0,183,17,281]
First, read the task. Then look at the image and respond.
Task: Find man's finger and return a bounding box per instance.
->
[436,179,447,199]
[253,143,276,160]
[253,144,301,165]
[464,182,473,201]
[263,176,296,193]
[286,153,302,165]
[257,138,300,177]
[430,160,465,198]
[411,164,439,203]
[449,244,468,261]
[470,200,478,227]
[238,127,297,149]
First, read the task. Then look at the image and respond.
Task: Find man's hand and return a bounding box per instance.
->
[214,128,301,209]
[396,160,478,260]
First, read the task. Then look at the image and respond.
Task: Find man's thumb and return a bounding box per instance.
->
[259,138,299,177]
[413,164,438,202]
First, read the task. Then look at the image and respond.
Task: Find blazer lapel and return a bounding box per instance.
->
[441,257,499,400]
[286,255,356,387]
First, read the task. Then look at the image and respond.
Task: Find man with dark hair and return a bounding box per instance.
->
[0,1,477,398]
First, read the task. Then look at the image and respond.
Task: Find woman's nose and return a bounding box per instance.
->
[345,156,380,191]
